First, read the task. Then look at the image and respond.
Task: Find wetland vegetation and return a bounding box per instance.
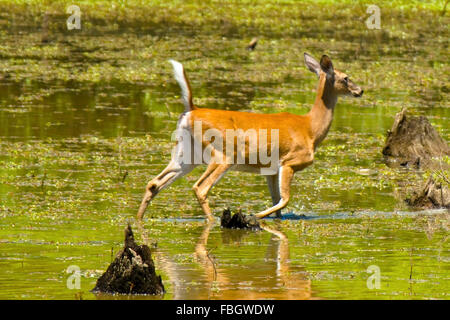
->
[0,0,448,299]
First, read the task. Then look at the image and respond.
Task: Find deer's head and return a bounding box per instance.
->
[304,53,363,98]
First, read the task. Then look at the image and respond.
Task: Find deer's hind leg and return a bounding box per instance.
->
[137,126,199,219]
[137,160,197,219]
[192,162,233,221]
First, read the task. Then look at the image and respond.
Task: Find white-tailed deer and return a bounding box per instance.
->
[137,53,363,221]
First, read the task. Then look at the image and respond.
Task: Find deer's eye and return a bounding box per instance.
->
[343,77,349,84]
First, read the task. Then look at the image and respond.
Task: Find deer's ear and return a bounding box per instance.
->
[320,55,334,74]
[304,53,320,77]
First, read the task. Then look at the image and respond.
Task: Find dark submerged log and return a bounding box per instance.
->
[92,224,164,295]
[221,208,261,230]
[382,108,450,168]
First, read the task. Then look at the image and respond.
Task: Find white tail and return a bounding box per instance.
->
[169,59,194,111]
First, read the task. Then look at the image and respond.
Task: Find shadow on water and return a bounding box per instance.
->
[268,209,450,221]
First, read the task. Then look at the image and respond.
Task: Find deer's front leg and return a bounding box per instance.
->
[255,166,293,219]
[266,174,282,218]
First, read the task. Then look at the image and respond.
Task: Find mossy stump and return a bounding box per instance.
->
[92,224,164,295]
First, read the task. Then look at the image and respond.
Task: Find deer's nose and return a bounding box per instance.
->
[353,89,363,97]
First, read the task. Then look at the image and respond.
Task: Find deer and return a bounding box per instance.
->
[136,53,363,221]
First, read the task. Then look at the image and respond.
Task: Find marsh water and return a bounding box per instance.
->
[0,1,448,299]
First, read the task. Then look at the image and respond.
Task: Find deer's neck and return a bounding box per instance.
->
[308,73,337,149]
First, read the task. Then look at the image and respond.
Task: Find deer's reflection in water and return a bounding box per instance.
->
[138,221,312,300]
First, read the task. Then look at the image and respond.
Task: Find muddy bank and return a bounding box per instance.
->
[92,224,164,295]
[382,108,450,168]
[406,176,450,210]
[221,208,261,230]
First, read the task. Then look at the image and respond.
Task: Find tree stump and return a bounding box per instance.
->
[92,224,164,295]
[406,176,450,210]
[221,208,261,230]
[382,108,450,168]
